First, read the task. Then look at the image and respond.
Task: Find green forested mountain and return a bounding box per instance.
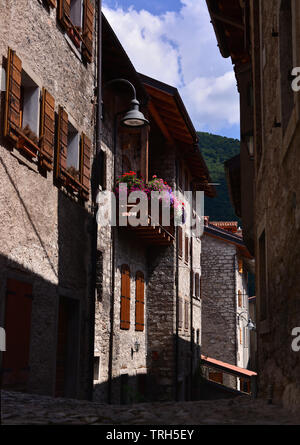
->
[197,131,240,223]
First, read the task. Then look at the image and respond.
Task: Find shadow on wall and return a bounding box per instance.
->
[0,148,94,400]
[93,335,208,405]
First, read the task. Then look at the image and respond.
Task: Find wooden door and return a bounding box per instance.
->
[2,279,33,391]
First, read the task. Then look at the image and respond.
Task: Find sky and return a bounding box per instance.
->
[103,0,240,140]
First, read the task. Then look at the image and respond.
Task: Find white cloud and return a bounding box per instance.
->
[103,0,240,134]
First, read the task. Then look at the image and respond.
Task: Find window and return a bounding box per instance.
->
[209,372,223,384]
[93,356,100,381]
[4,48,55,170]
[185,235,189,265]
[66,121,80,178]
[178,226,183,258]
[56,106,91,199]
[70,0,83,28]
[20,71,40,139]
[238,259,243,274]
[135,272,145,332]
[99,149,107,191]
[120,265,130,330]
[279,0,294,133]
[178,297,183,329]
[184,300,189,330]
[58,0,94,63]
[259,230,268,321]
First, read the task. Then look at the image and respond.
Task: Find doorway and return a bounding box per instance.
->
[55,296,80,398]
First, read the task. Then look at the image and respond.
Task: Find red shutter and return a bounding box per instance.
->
[80,133,91,199]
[58,0,71,29]
[56,106,68,181]
[40,88,55,170]
[178,226,183,258]
[135,272,145,332]
[2,279,32,390]
[120,265,130,330]
[82,0,94,63]
[4,47,22,143]
[46,0,57,7]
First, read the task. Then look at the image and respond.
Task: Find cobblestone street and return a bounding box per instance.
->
[1,391,300,425]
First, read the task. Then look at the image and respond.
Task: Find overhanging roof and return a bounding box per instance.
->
[201,355,257,378]
[204,222,253,260]
[205,0,249,65]
[139,73,216,198]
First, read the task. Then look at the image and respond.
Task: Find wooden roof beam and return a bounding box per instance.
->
[148,100,175,145]
[211,12,244,30]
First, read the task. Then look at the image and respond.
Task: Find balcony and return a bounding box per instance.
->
[119,204,175,246]
[116,173,178,246]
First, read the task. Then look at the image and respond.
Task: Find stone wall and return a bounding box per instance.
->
[0,0,96,399]
[201,235,237,364]
[251,0,300,410]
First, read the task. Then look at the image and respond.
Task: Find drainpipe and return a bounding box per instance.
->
[88,0,102,401]
[175,160,179,401]
[190,233,193,401]
[107,110,123,403]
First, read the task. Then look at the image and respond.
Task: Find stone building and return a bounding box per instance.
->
[0,0,96,399]
[0,1,215,404]
[206,0,300,410]
[201,219,254,391]
[94,65,215,403]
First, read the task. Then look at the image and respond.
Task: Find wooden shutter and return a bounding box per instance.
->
[58,0,71,29]
[46,0,57,7]
[178,226,183,258]
[56,106,68,180]
[40,88,55,170]
[120,265,130,330]
[238,259,243,274]
[238,290,242,307]
[178,297,183,329]
[82,0,94,63]
[4,48,22,143]
[2,279,32,389]
[135,272,145,332]
[80,133,91,197]
[185,235,189,264]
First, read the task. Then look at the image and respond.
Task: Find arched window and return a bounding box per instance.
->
[135,271,145,332]
[120,265,130,330]
[279,0,294,133]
